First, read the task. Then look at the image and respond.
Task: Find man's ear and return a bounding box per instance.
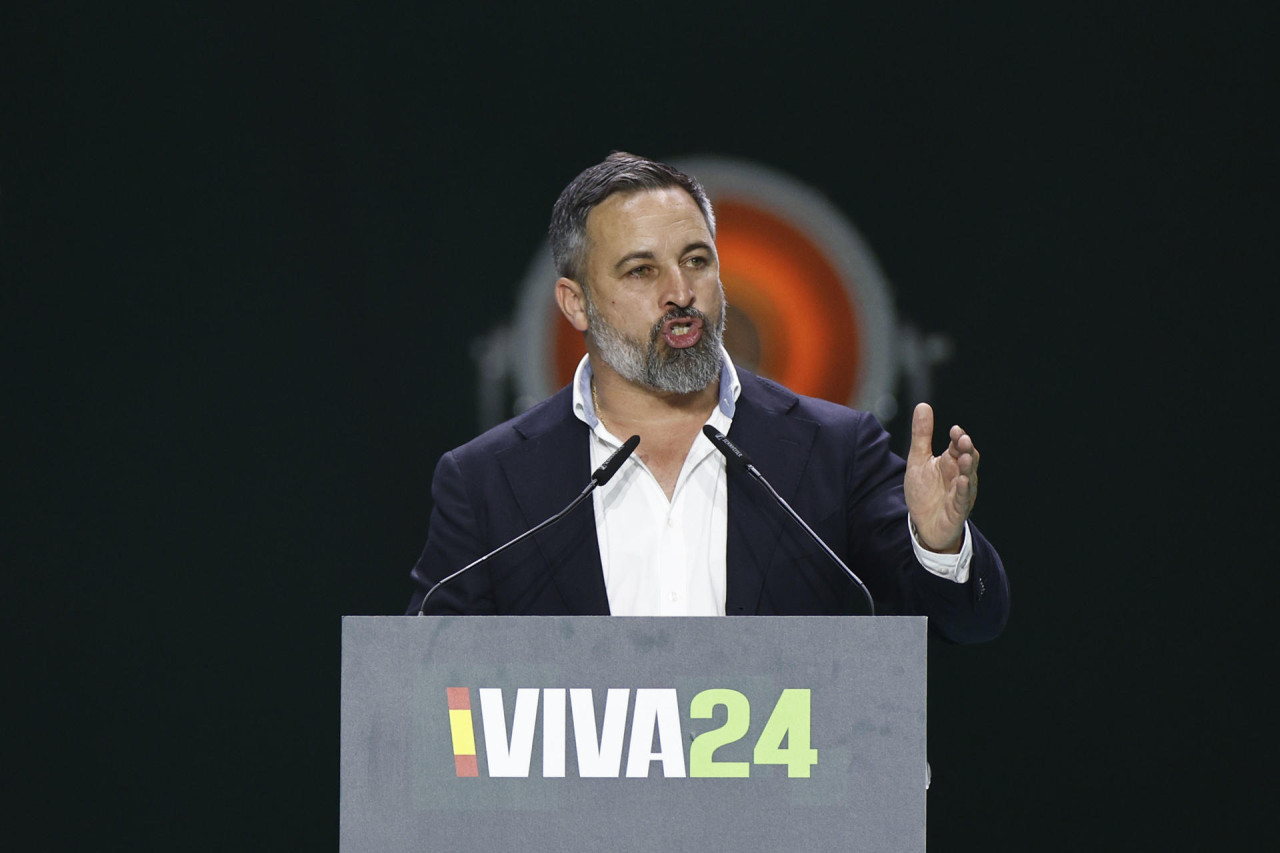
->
[555,277,590,332]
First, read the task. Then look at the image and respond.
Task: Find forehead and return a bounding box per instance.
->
[584,187,711,257]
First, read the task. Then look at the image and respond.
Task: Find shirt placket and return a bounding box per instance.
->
[657,500,685,615]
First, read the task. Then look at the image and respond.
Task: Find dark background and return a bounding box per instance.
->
[6,2,1275,849]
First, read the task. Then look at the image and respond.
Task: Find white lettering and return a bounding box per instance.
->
[625,689,687,778]
[479,688,538,777]
[570,688,629,777]
[542,688,565,778]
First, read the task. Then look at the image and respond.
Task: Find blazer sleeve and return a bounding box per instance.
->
[843,411,1009,643]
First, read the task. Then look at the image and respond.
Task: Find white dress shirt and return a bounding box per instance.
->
[571,351,971,616]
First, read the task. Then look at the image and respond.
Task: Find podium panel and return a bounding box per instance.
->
[341,616,926,852]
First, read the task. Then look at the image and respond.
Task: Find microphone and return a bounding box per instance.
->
[701,425,875,616]
[417,435,640,615]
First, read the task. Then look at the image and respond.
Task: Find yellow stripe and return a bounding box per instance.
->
[449,709,476,754]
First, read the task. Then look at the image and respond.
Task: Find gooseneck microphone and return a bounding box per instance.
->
[417,435,640,615]
[702,425,876,616]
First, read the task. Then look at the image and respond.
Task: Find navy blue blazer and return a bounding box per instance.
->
[407,371,1008,643]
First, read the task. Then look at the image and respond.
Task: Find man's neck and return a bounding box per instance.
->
[589,358,720,501]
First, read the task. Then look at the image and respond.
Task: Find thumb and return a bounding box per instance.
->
[909,402,934,464]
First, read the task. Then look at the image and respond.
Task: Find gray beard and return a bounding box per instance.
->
[584,289,726,395]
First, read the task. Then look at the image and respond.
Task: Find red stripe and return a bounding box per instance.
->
[454,754,479,777]
[446,687,470,710]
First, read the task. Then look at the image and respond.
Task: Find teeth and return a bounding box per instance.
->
[672,324,691,335]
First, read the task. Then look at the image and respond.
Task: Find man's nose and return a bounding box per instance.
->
[663,268,695,308]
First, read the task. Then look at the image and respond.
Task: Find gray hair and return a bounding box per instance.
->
[548,152,716,282]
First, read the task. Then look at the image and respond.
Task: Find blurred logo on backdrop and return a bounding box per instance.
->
[472,156,951,429]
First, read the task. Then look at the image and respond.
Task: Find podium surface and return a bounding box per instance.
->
[341,616,926,852]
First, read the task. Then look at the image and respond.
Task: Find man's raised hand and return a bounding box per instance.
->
[904,402,980,554]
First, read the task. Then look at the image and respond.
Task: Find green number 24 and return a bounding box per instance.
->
[688,689,818,778]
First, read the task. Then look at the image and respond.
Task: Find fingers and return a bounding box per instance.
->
[908,402,934,462]
[951,435,978,513]
[914,405,981,494]
[946,425,980,475]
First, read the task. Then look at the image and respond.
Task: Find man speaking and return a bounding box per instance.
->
[406,152,1008,644]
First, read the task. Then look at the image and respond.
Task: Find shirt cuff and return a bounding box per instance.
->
[908,517,972,584]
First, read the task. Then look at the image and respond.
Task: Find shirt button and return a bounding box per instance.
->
[668,592,678,602]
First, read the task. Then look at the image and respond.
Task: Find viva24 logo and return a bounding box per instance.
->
[445,686,817,779]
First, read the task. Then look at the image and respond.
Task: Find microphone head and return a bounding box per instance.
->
[701,425,754,469]
[593,434,640,486]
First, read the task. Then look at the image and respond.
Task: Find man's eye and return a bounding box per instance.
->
[626,265,652,277]
[685,256,708,268]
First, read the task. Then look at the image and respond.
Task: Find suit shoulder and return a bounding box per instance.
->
[739,369,878,432]
[445,385,578,462]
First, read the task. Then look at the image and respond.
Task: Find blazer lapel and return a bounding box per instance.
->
[495,394,611,614]
[724,373,820,614]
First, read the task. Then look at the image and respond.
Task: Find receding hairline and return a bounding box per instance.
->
[579,186,716,278]
[548,152,717,282]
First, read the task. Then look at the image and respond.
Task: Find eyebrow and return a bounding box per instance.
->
[611,242,716,272]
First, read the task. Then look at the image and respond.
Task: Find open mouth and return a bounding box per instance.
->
[661,316,704,349]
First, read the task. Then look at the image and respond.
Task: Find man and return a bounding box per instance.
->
[406,152,1008,643]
